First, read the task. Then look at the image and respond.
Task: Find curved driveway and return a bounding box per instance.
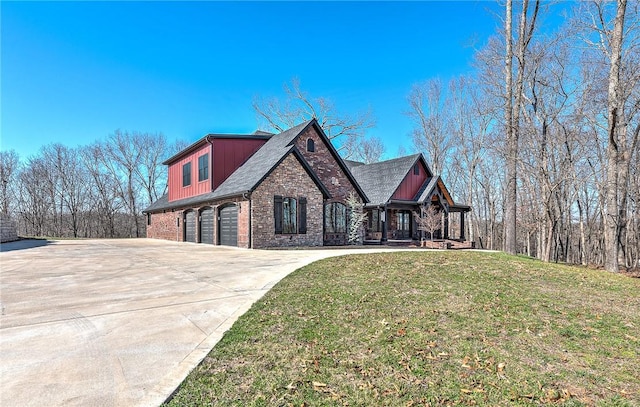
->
[0,239,404,407]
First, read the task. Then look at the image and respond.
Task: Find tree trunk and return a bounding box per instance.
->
[604,0,627,273]
[504,0,517,254]
[577,198,587,266]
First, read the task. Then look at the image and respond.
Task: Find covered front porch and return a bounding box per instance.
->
[363,200,471,246]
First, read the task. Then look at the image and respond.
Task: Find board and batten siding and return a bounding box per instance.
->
[167,143,211,202]
[392,160,429,201]
[167,137,268,203]
[212,138,267,190]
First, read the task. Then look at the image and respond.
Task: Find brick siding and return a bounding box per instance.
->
[251,154,323,248]
[237,200,250,248]
[295,125,364,245]
[146,211,183,241]
[295,126,361,201]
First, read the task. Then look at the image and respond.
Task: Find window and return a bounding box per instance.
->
[274,196,307,234]
[368,209,380,232]
[282,197,297,233]
[307,138,315,152]
[147,213,152,226]
[182,162,191,187]
[198,154,209,182]
[413,163,420,175]
[324,202,347,233]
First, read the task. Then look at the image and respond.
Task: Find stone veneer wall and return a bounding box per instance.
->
[251,154,323,248]
[1,214,19,243]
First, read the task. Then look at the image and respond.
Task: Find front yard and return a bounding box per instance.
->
[166,251,640,406]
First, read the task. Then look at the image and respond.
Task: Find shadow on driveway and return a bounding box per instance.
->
[0,238,53,252]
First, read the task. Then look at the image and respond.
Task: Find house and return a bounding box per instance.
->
[144,120,471,248]
[345,154,471,244]
[143,119,367,248]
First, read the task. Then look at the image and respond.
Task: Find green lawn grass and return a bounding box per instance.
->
[165,251,640,406]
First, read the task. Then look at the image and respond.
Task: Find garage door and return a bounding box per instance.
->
[199,207,214,244]
[219,205,237,247]
[184,211,196,243]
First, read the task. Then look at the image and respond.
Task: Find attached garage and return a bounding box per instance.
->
[218,205,237,246]
[199,207,214,244]
[184,210,196,243]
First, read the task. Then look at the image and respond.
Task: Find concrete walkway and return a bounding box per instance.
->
[0,239,407,407]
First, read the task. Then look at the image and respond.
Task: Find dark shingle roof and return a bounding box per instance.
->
[211,121,311,197]
[417,176,454,206]
[416,176,439,203]
[349,154,422,205]
[343,159,365,170]
[144,121,314,213]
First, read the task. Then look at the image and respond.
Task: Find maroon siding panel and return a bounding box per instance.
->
[168,144,212,202]
[212,139,267,189]
[392,161,429,200]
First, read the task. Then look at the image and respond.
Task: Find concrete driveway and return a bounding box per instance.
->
[0,239,401,407]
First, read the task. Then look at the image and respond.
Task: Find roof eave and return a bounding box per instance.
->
[143,191,249,213]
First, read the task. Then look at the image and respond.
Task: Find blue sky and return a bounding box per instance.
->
[2,1,565,159]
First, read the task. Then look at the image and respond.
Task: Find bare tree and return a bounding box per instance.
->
[355,136,385,164]
[134,132,169,205]
[407,78,453,178]
[81,143,124,238]
[16,156,53,236]
[101,131,144,238]
[346,192,367,245]
[414,206,442,241]
[253,78,375,159]
[574,0,640,271]
[602,0,640,272]
[504,0,541,255]
[0,150,20,215]
[448,75,496,246]
[40,144,90,237]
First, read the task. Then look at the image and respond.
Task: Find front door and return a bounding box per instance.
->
[396,211,411,239]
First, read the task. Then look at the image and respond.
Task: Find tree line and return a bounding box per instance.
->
[0,132,186,239]
[406,0,639,271]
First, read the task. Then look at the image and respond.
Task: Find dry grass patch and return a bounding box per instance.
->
[165,251,640,406]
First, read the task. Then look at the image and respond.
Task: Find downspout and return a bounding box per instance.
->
[206,136,214,192]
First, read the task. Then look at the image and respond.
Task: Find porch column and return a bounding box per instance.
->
[381,206,388,242]
[443,210,449,239]
[460,211,466,240]
[420,206,425,241]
